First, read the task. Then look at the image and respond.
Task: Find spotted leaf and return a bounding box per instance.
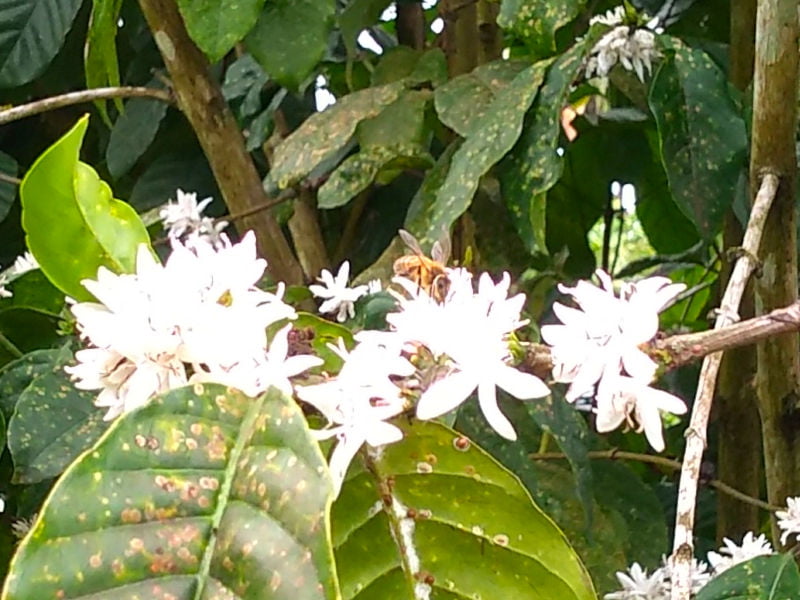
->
[500,41,589,255]
[420,60,549,247]
[332,419,596,600]
[498,0,584,59]
[695,554,800,600]
[648,38,748,239]
[269,81,406,190]
[2,384,339,599]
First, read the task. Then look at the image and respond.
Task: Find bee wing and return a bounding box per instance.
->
[398,229,424,255]
[431,230,451,264]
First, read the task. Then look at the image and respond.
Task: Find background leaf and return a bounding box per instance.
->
[269,81,406,189]
[0,151,18,223]
[2,385,340,599]
[245,0,335,89]
[177,0,266,62]
[84,0,124,122]
[105,80,169,179]
[498,0,584,59]
[648,39,748,239]
[7,347,108,484]
[0,0,83,86]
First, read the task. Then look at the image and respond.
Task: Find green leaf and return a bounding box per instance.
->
[434,60,528,138]
[177,0,266,63]
[648,38,748,239]
[84,0,123,123]
[371,47,447,87]
[8,347,109,484]
[340,0,393,56]
[0,270,64,317]
[0,309,61,363]
[357,90,431,150]
[500,41,589,255]
[0,0,83,87]
[129,152,219,213]
[333,420,597,600]
[498,0,584,59]
[423,61,549,246]
[270,80,406,189]
[590,461,668,570]
[292,312,354,372]
[106,80,169,179]
[3,385,340,599]
[20,115,152,301]
[245,0,335,89]
[319,146,432,209]
[0,349,61,419]
[0,151,18,223]
[527,393,593,529]
[695,554,800,600]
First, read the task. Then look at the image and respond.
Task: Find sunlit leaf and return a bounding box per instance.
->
[20,116,152,301]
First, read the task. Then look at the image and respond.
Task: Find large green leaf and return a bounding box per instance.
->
[2,385,340,599]
[648,38,748,239]
[0,151,17,223]
[371,47,447,88]
[695,554,800,600]
[177,0,266,62]
[0,270,64,317]
[0,0,83,87]
[434,60,528,138]
[20,115,152,301]
[500,41,589,256]
[421,61,549,246]
[269,80,406,189]
[245,0,335,89]
[106,80,170,178]
[498,0,584,59]
[7,346,108,484]
[333,420,596,600]
[84,0,123,123]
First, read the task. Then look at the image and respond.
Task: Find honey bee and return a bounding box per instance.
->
[393,229,451,302]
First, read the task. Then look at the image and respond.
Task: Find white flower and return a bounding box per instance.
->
[9,252,38,276]
[0,251,40,299]
[190,325,322,397]
[594,374,687,452]
[585,26,660,82]
[776,496,800,545]
[604,562,669,599]
[541,270,686,451]
[590,6,626,27]
[390,270,550,440]
[66,231,297,420]
[297,339,413,496]
[160,189,228,248]
[309,261,369,322]
[707,532,774,575]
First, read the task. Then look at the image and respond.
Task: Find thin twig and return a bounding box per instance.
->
[670,172,779,600]
[0,172,21,185]
[224,189,296,223]
[0,87,175,126]
[531,450,780,512]
[0,331,22,359]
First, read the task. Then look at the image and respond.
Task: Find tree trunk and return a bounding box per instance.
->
[750,0,800,546]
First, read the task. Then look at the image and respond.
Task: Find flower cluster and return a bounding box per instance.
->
[605,533,772,600]
[585,24,660,82]
[542,270,687,451]
[300,267,550,493]
[0,251,39,299]
[66,231,318,420]
[159,189,228,248]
